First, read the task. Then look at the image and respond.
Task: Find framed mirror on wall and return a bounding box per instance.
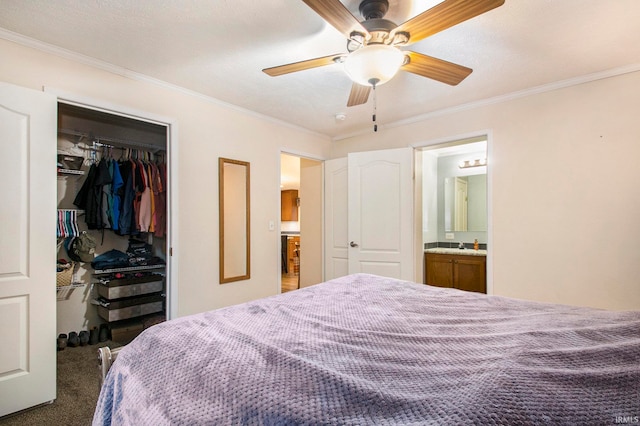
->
[219,157,250,283]
[443,173,487,232]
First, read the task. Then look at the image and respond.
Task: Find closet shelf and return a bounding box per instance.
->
[58,128,165,153]
[92,264,165,275]
[56,283,86,291]
[58,168,85,176]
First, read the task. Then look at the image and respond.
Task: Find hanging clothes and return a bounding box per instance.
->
[153,162,167,238]
[75,145,166,238]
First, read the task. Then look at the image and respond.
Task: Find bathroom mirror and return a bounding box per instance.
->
[219,158,250,283]
[444,174,487,232]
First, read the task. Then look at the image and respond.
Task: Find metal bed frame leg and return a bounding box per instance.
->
[97,346,122,386]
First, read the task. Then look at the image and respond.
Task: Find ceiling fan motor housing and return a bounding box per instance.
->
[361,18,397,44]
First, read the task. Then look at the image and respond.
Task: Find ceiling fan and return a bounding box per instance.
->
[263,0,505,107]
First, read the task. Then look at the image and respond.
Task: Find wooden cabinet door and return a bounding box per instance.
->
[425,254,454,288]
[281,190,298,221]
[425,253,486,293]
[453,256,486,293]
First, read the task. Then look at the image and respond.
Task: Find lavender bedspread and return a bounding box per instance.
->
[93,274,640,425]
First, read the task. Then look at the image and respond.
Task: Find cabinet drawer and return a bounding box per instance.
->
[97,279,163,299]
[97,294,164,322]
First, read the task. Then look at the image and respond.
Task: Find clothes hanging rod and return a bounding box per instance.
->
[58,128,165,153]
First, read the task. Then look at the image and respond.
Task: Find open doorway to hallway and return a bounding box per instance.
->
[280,153,323,293]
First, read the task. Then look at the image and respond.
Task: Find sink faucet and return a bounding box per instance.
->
[458,241,465,249]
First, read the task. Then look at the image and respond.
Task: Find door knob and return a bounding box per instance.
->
[350,241,359,247]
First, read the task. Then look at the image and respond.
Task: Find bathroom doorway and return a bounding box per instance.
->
[419,136,489,283]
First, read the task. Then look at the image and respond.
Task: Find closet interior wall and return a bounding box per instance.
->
[56,103,168,341]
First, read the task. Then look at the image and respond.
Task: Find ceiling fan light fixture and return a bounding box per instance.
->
[343,44,404,87]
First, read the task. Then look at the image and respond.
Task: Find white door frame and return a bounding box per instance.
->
[44,87,180,319]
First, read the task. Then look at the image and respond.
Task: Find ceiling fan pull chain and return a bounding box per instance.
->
[372,84,378,132]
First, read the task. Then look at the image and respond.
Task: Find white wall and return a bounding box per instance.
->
[332,71,640,311]
[0,37,331,317]
[421,152,438,244]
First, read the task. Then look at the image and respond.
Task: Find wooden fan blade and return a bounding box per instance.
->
[263,54,345,77]
[402,51,472,86]
[391,0,505,46]
[302,0,368,38]
[347,83,371,107]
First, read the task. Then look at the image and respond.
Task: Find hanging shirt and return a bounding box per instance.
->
[153,162,167,238]
[148,163,156,233]
[101,159,114,229]
[138,162,152,233]
[111,160,124,232]
[117,160,136,235]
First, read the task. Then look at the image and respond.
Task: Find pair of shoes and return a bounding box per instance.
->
[57,334,68,351]
[68,331,79,347]
[98,324,110,342]
[79,330,90,346]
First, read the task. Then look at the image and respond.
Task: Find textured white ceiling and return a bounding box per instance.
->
[1,0,639,140]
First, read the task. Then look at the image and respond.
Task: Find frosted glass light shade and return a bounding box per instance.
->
[344,44,405,87]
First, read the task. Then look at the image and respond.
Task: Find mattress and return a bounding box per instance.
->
[93,273,640,425]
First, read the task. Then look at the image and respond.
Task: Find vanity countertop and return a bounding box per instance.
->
[425,247,487,256]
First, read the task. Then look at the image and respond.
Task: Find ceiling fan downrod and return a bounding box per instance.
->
[359,0,389,20]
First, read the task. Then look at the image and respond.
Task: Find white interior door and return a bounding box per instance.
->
[0,83,56,416]
[454,177,468,231]
[348,148,414,280]
[324,157,349,280]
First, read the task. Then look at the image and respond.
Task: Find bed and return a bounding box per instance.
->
[93,273,640,425]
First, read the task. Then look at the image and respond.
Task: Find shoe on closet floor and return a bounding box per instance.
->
[79,330,90,346]
[89,327,99,345]
[98,324,109,342]
[57,333,68,351]
[68,331,79,347]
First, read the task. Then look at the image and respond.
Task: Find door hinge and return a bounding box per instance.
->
[170,247,173,256]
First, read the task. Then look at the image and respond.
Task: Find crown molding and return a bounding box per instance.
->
[332,63,640,142]
[2,27,637,144]
[0,28,329,142]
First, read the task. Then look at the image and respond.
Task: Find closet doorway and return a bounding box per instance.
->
[280,153,322,292]
[56,99,175,346]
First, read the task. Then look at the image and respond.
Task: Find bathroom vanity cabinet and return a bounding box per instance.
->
[425,252,486,294]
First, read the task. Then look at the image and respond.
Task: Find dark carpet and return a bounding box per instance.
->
[0,342,119,426]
